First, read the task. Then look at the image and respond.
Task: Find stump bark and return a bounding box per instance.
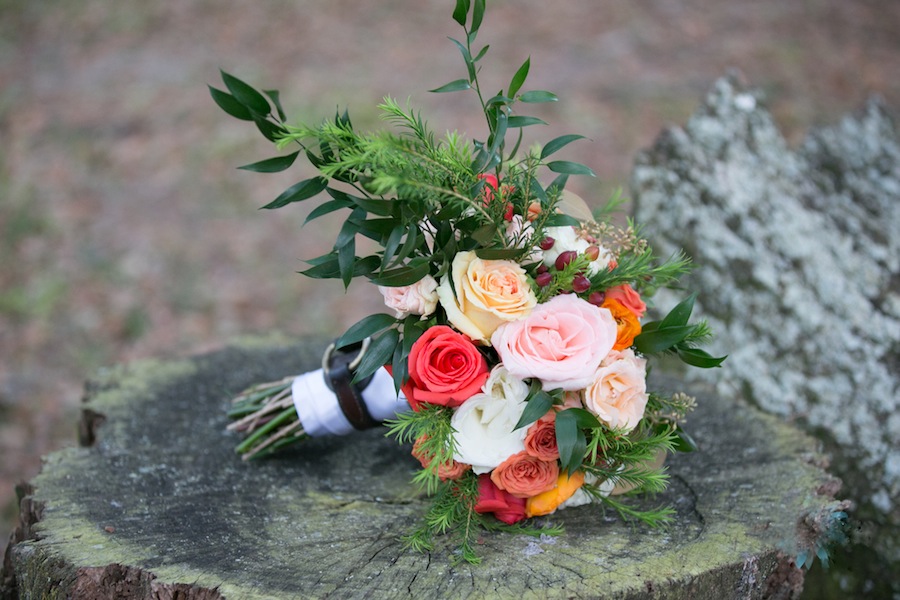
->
[2,336,844,599]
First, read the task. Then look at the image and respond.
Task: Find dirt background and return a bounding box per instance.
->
[1,0,898,585]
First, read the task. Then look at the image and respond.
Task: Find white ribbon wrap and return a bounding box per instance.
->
[291,367,409,437]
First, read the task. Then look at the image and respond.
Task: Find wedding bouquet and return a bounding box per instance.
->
[213,0,723,563]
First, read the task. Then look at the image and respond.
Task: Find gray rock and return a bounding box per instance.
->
[631,73,899,591]
[2,337,841,599]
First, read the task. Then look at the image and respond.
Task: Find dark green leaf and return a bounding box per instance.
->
[673,427,698,452]
[633,325,695,354]
[519,90,558,103]
[369,261,431,287]
[487,110,508,157]
[555,409,587,473]
[564,407,602,429]
[353,328,400,383]
[238,151,300,173]
[334,208,363,249]
[508,57,530,99]
[208,86,252,121]
[540,134,586,159]
[547,173,569,196]
[301,255,379,280]
[262,177,327,209]
[253,117,286,143]
[452,0,470,27]
[547,160,596,177]
[507,115,548,128]
[429,79,472,93]
[448,37,476,82]
[544,213,581,227]
[264,89,286,121]
[338,237,356,289]
[220,70,270,115]
[336,313,398,349]
[485,94,514,108]
[471,223,495,246]
[473,44,490,62]
[515,382,553,430]
[470,0,485,34]
[381,225,405,269]
[304,198,351,224]
[474,248,522,260]
[677,347,727,369]
[357,218,396,242]
[660,293,697,329]
[529,175,549,205]
[392,225,419,267]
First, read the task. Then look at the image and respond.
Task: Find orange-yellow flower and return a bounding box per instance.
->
[602,298,641,351]
[525,470,586,517]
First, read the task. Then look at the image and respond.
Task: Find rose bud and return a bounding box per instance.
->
[585,245,601,261]
[536,264,549,275]
[588,291,606,306]
[539,236,555,251]
[555,250,577,270]
[572,275,591,294]
[535,272,553,287]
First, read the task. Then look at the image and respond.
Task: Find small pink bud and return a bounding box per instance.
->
[572,275,591,294]
[588,291,606,306]
[535,272,553,287]
[585,245,601,261]
[539,236,555,251]
[555,250,578,270]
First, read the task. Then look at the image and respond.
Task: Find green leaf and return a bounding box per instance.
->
[220,70,270,115]
[633,325,695,354]
[677,347,727,369]
[353,328,400,383]
[508,57,530,99]
[369,261,431,287]
[336,313,398,349]
[338,237,356,288]
[253,117,286,142]
[429,79,472,93]
[660,293,697,329]
[304,198,350,225]
[514,382,553,430]
[381,225,405,269]
[555,409,587,473]
[540,134,586,159]
[262,177,327,209]
[563,407,601,429]
[452,0,470,26]
[519,90,558,103]
[544,213,581,227]
[470,0,486,34]
[485,94,514,108]
[471,223,495,246]
[673,427,698,452]
[507,115,548,128]
[238,151,300,173]
[547,160,596,177]
[448,38,476,82]
[473,44,490,62]
[208,86,252,121]
[264,89,286,121]
[301,255,380,280]
[475,248,523,260]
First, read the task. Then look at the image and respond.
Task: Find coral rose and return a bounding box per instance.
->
[583,349,648,431]
[402,325,489,410]
[436,251,537,343]
[525,470,586,517]
[474,474,527,524]
[411,436,470,481]
[524,412,559,461]
[378,275,439,318]
[602,298,642,351]
[604,284,646,318]
[491,294,618,391]
[490,451,559,498]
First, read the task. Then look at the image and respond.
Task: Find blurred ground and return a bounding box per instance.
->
[1,0,898,568]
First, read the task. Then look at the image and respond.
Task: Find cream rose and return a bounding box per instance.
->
[378,275,439,318]
[491,294,618,391]
[437,251,537,343]
[451,371,529,474]
[583,348,648,431]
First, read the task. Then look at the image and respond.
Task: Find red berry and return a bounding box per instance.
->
[573,275,591,294]
[535,272,553,287]
[539,236,555,251]
[555,250,577,270]
[536,264,549,275]
[585,245,601,261]
[588,291,606,306]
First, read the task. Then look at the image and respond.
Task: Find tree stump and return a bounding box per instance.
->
[2,337,844,599]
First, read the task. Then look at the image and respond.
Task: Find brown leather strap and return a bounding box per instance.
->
[323,343,378,431]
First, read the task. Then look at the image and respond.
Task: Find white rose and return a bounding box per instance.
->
[540,226,612,275]
[378,275,439,318]
[451,372,529,474]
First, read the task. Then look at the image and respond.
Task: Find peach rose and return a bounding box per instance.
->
[437,251,537,343]
[524,412,559,461]
[402,325,489,410]
[583,348,648,431]
[525,470,586,517]
[411,436,470,481]
[602,298,642,351]
[491,294,618,391]
[604,284,646,318]
[490,451,559,498]
[378,275,439,318]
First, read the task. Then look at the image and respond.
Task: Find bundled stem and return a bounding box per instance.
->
[226,376,309,460]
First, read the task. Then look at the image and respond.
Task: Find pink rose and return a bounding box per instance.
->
[583,348,648,431]
[378,275,439,318]
[604,284,646,318]
[491,295,618,391]
[402,325,490,410]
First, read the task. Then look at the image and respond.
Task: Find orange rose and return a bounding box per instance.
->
[525,470,586,517]
[490,451,559,498]
[604,284,646,318]
[412,436,470,481]
[524,412,559,461]
[602,298,641,351]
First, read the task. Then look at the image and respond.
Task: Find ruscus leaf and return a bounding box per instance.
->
[353,328,400,383]
[220,70,270,116]
[514,383,553,430]
[518,90,558,103]
[336,313,398,349]
[546,160,596,177]
[633,325,695,354]
[452,0,470,27]
[208,86,252,121]
[540,134,586,159]
[507,115,548,128]
[262,177,327,209]
[237,151,300,173]
[660,293,697,329]
[429,79,472,93]
[508,57,530,99]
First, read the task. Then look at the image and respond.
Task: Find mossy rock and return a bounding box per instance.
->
[1,337,844,599]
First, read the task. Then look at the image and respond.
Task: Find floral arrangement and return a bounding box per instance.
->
[213,0,724,563]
